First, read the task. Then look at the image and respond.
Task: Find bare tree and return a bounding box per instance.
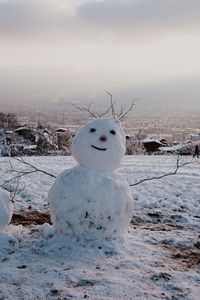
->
[0,112,19,129]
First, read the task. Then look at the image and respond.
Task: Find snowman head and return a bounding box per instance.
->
[72,117,126,172]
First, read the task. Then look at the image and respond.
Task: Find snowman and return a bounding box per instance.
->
[48,117,133,240]
[0,188,13,231]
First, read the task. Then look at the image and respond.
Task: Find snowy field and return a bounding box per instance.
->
[0,155,200,299]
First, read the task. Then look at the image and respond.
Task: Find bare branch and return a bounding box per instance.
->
[71,102,98,118]
[129,156,197,187]
[105,90,116,116]
[1,164,27,202]
[9,178,26,203]
[12,157,56,178]
[118,98,141,121]
[0,157,56,189]
[71,91,141,120]
[71,101,113,119]
[0,170,37,189]
[117,105,126,119]
[98,105,112,118]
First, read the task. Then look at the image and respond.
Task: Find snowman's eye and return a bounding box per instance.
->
[110,130,116,135]
[90,128,96,133]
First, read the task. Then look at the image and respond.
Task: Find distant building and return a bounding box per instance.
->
[55,128,67,133]
[142,137,164,153]
[159,138,168,145]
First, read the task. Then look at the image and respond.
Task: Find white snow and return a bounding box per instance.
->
[49,117,132,239]
[0,188,13,231]
[159,143,185,152]
[72,117,125,172]
[23,145,37,150]
[142,137,163,145]
[0,155,199,299]
[15,126,27,132]
[49,166,133,239]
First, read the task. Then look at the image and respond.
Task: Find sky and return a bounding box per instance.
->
[0,0,200,107]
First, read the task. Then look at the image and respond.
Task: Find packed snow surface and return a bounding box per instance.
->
[72,117,125,172]
[0,188,13,231]
[0,155,200,299]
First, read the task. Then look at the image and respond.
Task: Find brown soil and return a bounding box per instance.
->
[130,219,200,269]
[11,211,51,226]
[130,220,184,231]
[168,245,200,268]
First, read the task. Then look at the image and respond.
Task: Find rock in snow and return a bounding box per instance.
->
[48,117,133,239]
[0,188,13,231]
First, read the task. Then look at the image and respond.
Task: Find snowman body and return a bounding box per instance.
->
[0,188,13,231]
[48,117,133,239]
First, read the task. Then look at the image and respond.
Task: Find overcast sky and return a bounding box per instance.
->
[0,0,200,106]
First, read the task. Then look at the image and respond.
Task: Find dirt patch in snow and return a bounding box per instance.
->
[130,215,184,232]
[131,217,200,270]
[11,211,52,226]
[165,244,200,269]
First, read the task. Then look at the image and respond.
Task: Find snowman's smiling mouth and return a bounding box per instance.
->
[91,145,107,151]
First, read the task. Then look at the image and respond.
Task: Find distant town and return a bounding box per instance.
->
[0,98,200,157]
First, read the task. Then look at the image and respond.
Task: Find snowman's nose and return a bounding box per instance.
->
[100,135,107,142]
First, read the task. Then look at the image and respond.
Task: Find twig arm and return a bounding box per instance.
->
[129,157,196,187]
[12,157,56,178]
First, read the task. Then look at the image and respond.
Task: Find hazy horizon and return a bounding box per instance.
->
[0,0,200,110]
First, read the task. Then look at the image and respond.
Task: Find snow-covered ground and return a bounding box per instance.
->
[0,155,200,299]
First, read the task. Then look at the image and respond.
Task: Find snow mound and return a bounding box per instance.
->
[0,188,13,231]
[48,166,133,240]
[0,225,23,251]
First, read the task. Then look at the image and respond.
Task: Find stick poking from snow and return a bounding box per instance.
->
[130,156,198,187]
[0,157,56,190]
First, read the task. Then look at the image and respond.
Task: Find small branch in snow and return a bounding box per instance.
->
[0,157,56,190]
[130,156,197,187]
[12,157,56,178]
[9,178,26,203]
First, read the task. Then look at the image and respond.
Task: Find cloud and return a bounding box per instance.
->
[77,0,200,34]
[0,0,45,35]
[0,0,199,39]
[0,0,199,103]
[0,0,77,37]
